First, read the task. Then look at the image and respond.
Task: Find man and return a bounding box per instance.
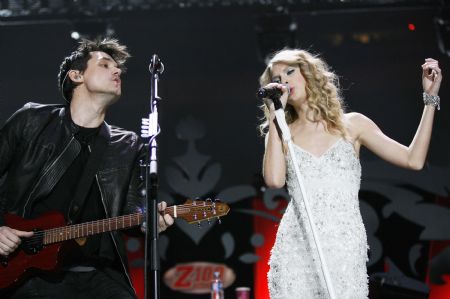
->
[0,38,174,298]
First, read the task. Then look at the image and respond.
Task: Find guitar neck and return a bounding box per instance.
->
[43,203,223,245]
[42,213,143,245]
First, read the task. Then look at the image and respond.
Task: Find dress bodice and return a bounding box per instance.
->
[268,138,369,299]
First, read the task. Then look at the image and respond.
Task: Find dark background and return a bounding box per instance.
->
[1,1,450,298]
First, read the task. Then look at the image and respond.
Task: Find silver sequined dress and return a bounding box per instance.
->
[268,138,369,299]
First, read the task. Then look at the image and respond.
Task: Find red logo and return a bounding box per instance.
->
[163,262,236,294]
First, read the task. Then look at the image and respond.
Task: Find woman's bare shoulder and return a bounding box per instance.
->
[344,112,376,130]
[343,112,376,144]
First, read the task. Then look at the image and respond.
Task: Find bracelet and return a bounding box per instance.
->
[423,92,440,110]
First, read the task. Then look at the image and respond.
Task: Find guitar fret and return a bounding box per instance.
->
[37,201,228,247]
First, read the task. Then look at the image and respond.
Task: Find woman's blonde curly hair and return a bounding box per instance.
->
[259,49,346,137]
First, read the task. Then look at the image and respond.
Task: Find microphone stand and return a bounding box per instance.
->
[257,90,337,299]
[142,54,164,299]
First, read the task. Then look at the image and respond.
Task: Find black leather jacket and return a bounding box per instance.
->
[0,102,145,290]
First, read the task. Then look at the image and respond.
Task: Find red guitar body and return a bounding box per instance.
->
[0,212,66,289]
[0,199,230,290]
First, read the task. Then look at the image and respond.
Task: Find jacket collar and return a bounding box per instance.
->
[59,105,111,144]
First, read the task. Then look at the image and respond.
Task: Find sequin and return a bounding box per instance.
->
[268,138,369,299]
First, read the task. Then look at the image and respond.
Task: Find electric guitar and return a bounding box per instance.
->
[0,199,229,289]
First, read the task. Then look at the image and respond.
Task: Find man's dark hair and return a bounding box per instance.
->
[57,37,131,102]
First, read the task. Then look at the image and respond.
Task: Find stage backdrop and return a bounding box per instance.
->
[1,5,449,299]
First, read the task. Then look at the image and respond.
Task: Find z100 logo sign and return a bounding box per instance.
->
[163,262,235,294]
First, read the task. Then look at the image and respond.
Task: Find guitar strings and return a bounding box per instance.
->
[22,213,143,244]
[18,203,221,244]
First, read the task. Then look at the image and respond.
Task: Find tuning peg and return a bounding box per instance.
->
[212,202,217,215]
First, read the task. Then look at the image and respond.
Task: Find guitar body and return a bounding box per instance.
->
[0,199,230,290]
[0,212,66,289]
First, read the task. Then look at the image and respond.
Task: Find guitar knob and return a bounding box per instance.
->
[207,219,211,225]
[197,221,202,228]
[217,217,221,225]
[1,256,8,267]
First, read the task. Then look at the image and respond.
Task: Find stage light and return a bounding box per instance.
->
[408,23,416,31]
[69,20,115,41]
[353,33,371,44]
[70,30,81,40]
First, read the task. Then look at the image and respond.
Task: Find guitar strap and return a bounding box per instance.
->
[66,127,108,225]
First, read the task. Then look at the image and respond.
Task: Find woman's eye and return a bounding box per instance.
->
[287,69,294,75]
[272,78,281,83]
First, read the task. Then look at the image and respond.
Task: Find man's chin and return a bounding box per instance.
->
[110,95,120,104]
[104,93,120,106]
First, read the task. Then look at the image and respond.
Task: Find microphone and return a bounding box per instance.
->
[256,85,289,110]
[149,54,164,75]
[256,86,283,100]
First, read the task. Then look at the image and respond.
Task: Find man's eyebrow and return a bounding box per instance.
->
[99,56,113,61]
[98,56,118,66]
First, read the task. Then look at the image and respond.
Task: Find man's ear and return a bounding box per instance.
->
[68,70,83,83]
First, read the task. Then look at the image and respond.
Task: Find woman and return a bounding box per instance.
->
[259,49,442,298]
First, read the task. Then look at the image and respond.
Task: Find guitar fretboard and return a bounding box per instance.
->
[41,203,226,245]
[43,213,144,245]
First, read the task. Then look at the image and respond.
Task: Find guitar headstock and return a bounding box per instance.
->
[174,199,230,225]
